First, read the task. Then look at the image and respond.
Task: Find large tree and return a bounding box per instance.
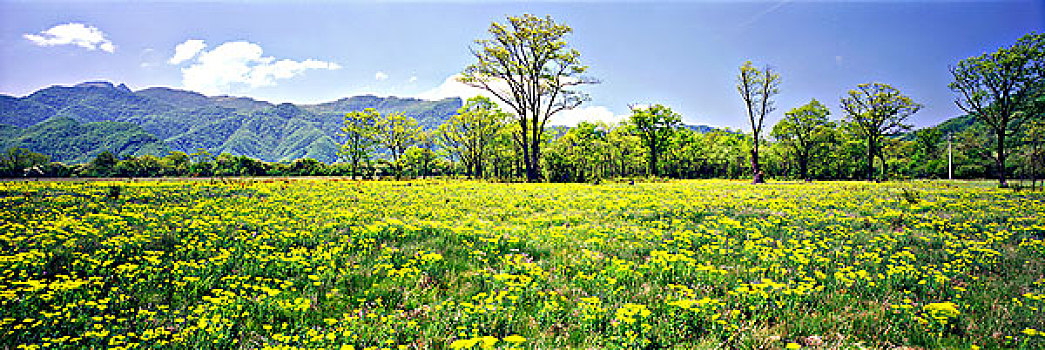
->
[373,111,423,180]
[338,108,379,179]
[771,99,833,181]
[840,83,922,182]
[949,32,1043,187]
[736,61,781,184]
[437,96,507,179]
[0,147,50,177]
[628,104,682,177]
[460,14,597,182]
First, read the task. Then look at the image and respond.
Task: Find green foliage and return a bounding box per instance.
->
[841,82,922,181]
[628,104,682,177]
[544,121,617,182]
[338,108,379,179]
[772,99,834,180]
[402,146,439,178]
[374,111,423,180]
[287,158,327,176]
[950,32,1044,187]
[436,96,508,179]
[737,61,781,183]
[461,14,597,181]
[0,147,50,177]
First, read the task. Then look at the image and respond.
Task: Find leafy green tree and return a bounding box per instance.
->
[840,83,922,182]
[662,128,707,179]
[0,147,51,177]
[628,104,682,177]
[437,96,507,179]
[771,99,833,181]
[1021,117,1045,189]
[460,14,598,182]
[188,149,214,176]
[339,108,379,180]
[950,32,1044,187]
[403,146,437,179]
[486,123,525,180]
[543,121,612,182]
[606,125,644,178]
[288,158,326,176]
[214,153,266,176]
[163,151,190,176]
[821,122,866,180]
[737,61,781,184]
[913,127,944,178]
[116,155,164,177]
[84,151,120,177]
[374,111,422,180]
[953,124,994,178]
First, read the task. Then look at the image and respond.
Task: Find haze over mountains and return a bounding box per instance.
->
[0,82,462,163]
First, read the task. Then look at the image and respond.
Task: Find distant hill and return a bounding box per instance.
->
[895,114,982,141]
[0,117,169,164]
[0,82,462,163]
[934,114,981,136]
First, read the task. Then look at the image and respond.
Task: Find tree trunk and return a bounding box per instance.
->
[750,146,764,184]
[799,154,808,182]
[525,151,539,182]
[997,132,1008,188]
[878,149,887,182]
[866,137,876,182]
[649,150,658,177]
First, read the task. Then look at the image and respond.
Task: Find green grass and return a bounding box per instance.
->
[0,179,1043,349]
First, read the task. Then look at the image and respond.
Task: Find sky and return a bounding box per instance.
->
[0,0,1042,129]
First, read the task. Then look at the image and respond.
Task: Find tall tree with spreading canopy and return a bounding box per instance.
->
[373,111,423,180]
[736,61,781,184]
[840,83,922,182]
[338,108,379,179]
[628,104,682,176]
[459,14,597,182]
[437,96,508,179]
[771,99,833,181]
[949,32,1044,187]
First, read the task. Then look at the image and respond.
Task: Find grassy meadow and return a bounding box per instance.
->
[1,179,1043,349]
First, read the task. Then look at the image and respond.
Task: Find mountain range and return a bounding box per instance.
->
[0,82,462,163]
[4,81,919,165]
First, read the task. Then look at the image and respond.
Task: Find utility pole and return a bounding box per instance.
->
[948,133,953,181]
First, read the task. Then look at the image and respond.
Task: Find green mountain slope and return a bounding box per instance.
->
[0,117,169,163]
[0,82,462,164]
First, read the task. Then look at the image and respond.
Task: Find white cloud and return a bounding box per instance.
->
[417,74,618,126]
[408,76,418,83]
[548,106,624,126]
[375,71,389,81]
[23,23,116,53]
[169,39,206,64]
[416,74,489,101]
[178,40,341,95]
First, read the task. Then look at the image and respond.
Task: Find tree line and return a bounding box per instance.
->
[1,15,1042,187]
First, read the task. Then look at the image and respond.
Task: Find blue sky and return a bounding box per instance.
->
[1,1,1041,129]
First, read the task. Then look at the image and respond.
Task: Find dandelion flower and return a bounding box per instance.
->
[503,334,526,343]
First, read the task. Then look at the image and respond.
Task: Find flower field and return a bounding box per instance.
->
[2,179,1044,349]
